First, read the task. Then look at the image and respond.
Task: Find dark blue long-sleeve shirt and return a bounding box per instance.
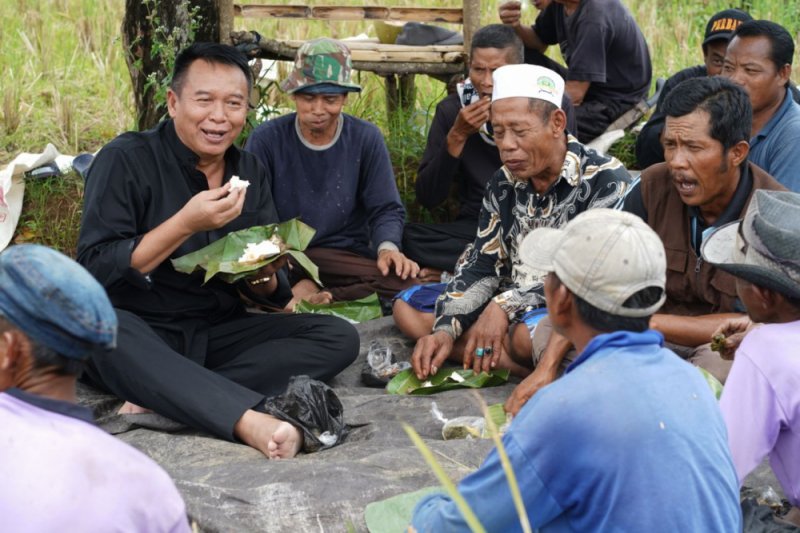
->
[245,113,405,259]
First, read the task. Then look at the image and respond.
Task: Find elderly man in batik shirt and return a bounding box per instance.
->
[406,65,631,409]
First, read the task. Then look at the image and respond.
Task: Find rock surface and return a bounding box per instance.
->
[79,318,511,532]
[78,317,786,532]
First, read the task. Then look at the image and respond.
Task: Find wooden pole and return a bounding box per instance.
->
[462,0,481,57]
[217,0,235,44]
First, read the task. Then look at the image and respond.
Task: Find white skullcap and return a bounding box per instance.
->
[491,64,564,108]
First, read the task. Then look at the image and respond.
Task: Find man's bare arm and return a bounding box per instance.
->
[565,80,591,106]
[505,331,571,415]
[650,313,746,348]
[498,1,548,51]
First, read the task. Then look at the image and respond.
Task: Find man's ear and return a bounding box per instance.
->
[756,285,783,312]
[0,331,26,390]
[548,281,574,329]
[778,63,792,87]
[166,88,179,118]
[0,331,19,371]
[550,108,567,137]
[728,139,750,168]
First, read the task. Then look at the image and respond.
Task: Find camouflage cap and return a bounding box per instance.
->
[281,38,362,94]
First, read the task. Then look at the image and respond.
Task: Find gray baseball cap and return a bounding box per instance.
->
[519,209,667,317]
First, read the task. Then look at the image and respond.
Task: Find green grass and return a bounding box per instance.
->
[13,171,84,256]
[3,0,800,254]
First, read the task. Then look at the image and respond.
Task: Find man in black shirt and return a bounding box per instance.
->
[499,0,651,142]
[636,9,753,169]
[77,43,359,459]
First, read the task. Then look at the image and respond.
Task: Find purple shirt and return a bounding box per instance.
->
[720,321,800,506]
[0,389,190,532]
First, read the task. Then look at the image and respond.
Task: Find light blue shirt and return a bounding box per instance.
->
[411,330,742,532]
[749,87,800,192]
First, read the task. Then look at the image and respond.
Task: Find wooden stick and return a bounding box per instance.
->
[234,4,464,23]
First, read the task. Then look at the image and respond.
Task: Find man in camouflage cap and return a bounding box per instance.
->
[247,38,426,303]
[281,38,362,94]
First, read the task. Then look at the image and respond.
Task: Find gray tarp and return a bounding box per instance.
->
[77,317,786,532]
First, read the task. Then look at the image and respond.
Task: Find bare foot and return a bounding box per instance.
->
[234,409,304,459]
[118,401,153,415]
[285,279,331,311]
[267,421,303,459]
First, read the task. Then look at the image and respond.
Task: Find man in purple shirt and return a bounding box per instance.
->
[702,189,800,527]
[0,244,190,532]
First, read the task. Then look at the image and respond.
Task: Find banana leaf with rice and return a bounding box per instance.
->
[171,218,320,284]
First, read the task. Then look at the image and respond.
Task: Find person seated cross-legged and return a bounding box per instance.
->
[402,64,631,393]
[78,43,359,460]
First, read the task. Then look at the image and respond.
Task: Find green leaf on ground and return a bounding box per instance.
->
[364,486,441,533]
[170,218,320,284]
[294,293,382,323]
[387,367,510,395]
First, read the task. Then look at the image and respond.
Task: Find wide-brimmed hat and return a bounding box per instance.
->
[702,190,800,300]
[519,209,666,318]
[281,38,362,95]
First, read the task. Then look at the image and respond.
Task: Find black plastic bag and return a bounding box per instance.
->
[262,375,348,453]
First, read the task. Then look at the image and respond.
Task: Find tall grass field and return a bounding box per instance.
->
[2,0,799,252]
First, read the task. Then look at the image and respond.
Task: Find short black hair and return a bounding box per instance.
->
[471,24,524,64]
[0,318,84,377]
[170,42,252,95]
[661,77,751,151]
[551,275,662,333]
[733,20,794,69]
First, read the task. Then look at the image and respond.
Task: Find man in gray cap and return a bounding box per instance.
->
[702,190,800,527]
[412,209,741,531]
[246,37,422,302]
[0,244,190,532]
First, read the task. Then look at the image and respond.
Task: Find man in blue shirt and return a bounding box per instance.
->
[722,20,800,191]
[411,209,742,532]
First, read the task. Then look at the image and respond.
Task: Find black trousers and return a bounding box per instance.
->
[402,219,477,272]
[84,309,359,440]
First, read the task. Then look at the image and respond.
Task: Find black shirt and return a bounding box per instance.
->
[533,0,652,110]
[415,93,504,220]
[77,120,291,326]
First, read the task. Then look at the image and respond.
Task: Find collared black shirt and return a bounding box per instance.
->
[6,387,94,424]
[77,120,291,326]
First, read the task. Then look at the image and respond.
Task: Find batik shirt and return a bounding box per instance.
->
[432,135,631,338]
